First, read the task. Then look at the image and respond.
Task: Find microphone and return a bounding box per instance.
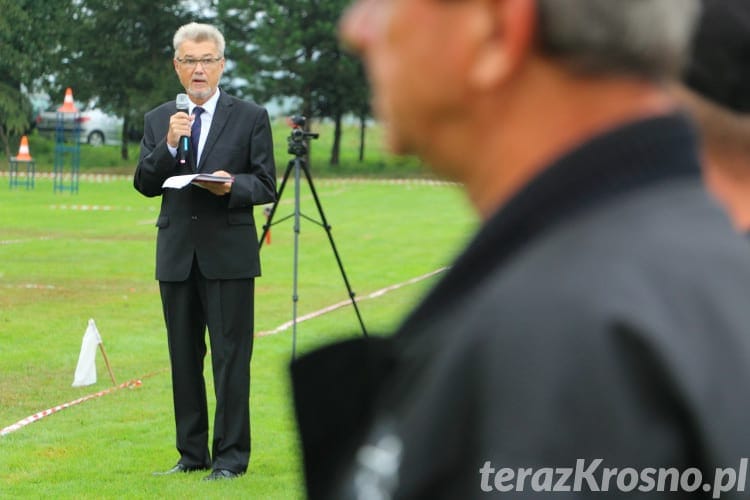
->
[175,93,190,165]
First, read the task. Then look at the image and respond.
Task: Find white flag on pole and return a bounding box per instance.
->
[72,318,102,387]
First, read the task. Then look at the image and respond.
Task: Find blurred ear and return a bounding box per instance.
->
[469,0,537,90]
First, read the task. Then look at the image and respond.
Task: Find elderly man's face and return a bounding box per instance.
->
[173,39,225,104]
[339,0,483,156]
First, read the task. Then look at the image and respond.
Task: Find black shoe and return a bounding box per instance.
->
[153,463,210,476]
[203,469,243,481]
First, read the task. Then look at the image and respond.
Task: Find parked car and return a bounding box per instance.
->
[35,105,123,146]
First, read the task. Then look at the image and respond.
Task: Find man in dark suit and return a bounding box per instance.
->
[134,22,276,481]
[290,1,750,498]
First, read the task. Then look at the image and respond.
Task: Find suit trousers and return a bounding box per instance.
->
[159,258,255,473]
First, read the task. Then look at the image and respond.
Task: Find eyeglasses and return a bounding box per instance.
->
[176,57,223,69]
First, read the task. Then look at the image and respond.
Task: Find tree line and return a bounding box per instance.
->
[0,0,370,164]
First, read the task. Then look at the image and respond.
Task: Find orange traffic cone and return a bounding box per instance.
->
[57,87,78,113]
[14,136,32,161]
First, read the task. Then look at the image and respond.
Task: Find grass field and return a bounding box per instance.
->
[0,172,477,498]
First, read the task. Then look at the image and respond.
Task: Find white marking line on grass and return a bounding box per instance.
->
[0,172,130,183]
[0,379,143,437]
[49,204,115,211]
[256,267,448,337]
[1,171,458,186]
[0,237,54,246]
[1,283,57,290]
[315,178,458,186]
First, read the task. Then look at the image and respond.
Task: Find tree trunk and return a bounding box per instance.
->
[0,126,9,161]
[330,113,342,166]
[358,113,366,163]
[302,93,313,168]
[120,116,129,160]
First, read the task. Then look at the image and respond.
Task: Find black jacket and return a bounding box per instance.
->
[134,91,276,281]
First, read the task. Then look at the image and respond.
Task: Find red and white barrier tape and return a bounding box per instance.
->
[0,379,142,437]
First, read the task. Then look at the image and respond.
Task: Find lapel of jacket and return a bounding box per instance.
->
[197,92,233,172]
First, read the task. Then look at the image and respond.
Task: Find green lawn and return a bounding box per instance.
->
[0,174,476,498]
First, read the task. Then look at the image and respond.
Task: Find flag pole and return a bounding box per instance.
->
[98,342,117,385]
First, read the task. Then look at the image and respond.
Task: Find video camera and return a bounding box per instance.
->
[287,115,319,156]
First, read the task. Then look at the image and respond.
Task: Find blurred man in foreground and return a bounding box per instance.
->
[290,0,750,498]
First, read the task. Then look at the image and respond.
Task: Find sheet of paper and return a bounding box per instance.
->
[162,174,199,189]
[162,174,234,189]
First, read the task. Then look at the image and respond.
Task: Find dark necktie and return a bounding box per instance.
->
[191,107,204,168]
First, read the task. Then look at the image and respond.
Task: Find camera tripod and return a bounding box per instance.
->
[259,118,367,358]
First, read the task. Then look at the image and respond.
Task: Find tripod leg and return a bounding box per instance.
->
[259,159,294,249]
[291,157,303,358]
[300,160,368,337]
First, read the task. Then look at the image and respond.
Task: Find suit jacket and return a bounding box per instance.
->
[291,114,750,499]
[134,91,276,281]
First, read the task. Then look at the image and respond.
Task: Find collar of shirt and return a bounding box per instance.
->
[189,87,220,117]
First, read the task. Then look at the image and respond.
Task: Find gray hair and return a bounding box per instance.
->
[536,0,702,79]
[173,22,226,58]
